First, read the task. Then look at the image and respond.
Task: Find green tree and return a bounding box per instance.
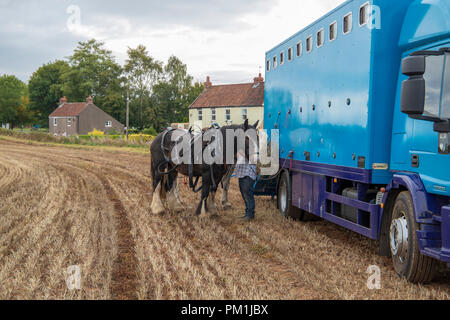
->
[184,82,204,122]
[16,96,35,127]
[165,56,203,122]
[150,56,203,131]
[124,45,162,130]
[62,39,124,120]
[28,60,69,127]
[150,81,173,131]
[0,75,28,129]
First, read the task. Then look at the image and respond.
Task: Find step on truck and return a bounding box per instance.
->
[263,0,450,283]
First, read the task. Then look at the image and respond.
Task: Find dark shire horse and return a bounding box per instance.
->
[150,120,259,217]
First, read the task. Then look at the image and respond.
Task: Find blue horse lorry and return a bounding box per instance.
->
[261,0,450,283]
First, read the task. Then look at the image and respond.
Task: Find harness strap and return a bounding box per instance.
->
[210,164,217,190]
[160,127,176,163]
[188,162,195,189]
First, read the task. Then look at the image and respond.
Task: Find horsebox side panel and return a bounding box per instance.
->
[264,0,415,185]
[264,0,373,172]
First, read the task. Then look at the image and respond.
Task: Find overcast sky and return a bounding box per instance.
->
[0,0,345,85]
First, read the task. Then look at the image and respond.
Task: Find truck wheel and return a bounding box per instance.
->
[278,171,304,220]
[390,191,437,284]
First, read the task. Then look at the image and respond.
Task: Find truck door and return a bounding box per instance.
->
[401,48,450,196]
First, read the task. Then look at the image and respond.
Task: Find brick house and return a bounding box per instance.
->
[49,96,124,136]
[189,74,264,129]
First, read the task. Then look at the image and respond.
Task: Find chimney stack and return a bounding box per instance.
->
[204,76,212,89]
[86,95,93,104]
[253,73,264,85]
[60,96,68,105]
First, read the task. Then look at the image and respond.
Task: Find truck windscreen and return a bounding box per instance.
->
[442,53,450,119]
[423,55,444,118]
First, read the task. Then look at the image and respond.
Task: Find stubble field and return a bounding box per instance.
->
[0,138,449,300]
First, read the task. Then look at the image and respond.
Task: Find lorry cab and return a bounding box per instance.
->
[264,0,450,283]
[392,0,450,197]
[389,0,450,272]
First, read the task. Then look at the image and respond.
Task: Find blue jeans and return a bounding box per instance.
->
[239,177,256,219]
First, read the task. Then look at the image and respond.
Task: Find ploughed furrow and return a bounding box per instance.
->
[0,153,29,191]
[0,155,43,251]
[175,213,320,299]
[0,158,69,298]
[34,163,116,300]
[88,171,138,300]
[169,216,229,299]
[103,171,224,299]
[101,171,175,300]
[1,139,450,300]
[208,200,338,298]
[0,144,135,299]
[0,145,117,299]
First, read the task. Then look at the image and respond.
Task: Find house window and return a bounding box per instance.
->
[280,52,285,65]
[242,108,248,121]
[105,121,112,128]
[211,108,216,122]
[288,47,293,61]
[296,41,303,57]
[198,109,203,121]
[67,118,71,127]
[343,13,353,34]
[306,36,313,52]
[226,109,231,122]
[53,118,57,127]
[360,3,369,26]
[317,29,324,47]
[266,60,270,72]
[273,56,277,69]
[329,21,337,41]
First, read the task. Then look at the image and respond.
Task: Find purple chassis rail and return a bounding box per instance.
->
[280,158,450,262]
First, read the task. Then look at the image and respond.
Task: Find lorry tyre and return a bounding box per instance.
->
[390,191,437,284]
[278,171,304,220]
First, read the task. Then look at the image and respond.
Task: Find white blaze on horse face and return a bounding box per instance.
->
[259,129,280,176]
[203,128,224,165]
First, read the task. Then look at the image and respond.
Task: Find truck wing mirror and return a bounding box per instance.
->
[402,55,425,76]
[401,77,425,115]
[401,54,426,116]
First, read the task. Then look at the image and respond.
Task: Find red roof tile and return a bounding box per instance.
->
[190,82,264,109]
[49,103,89,117]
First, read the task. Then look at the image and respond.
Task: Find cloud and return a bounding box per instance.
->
[0,0,346,84]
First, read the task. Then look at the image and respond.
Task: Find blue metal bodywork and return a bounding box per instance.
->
[264,0,450,262]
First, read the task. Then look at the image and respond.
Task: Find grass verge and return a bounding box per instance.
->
[0,134,150,154]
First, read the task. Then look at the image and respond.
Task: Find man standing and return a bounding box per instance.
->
[236,152,258,221]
